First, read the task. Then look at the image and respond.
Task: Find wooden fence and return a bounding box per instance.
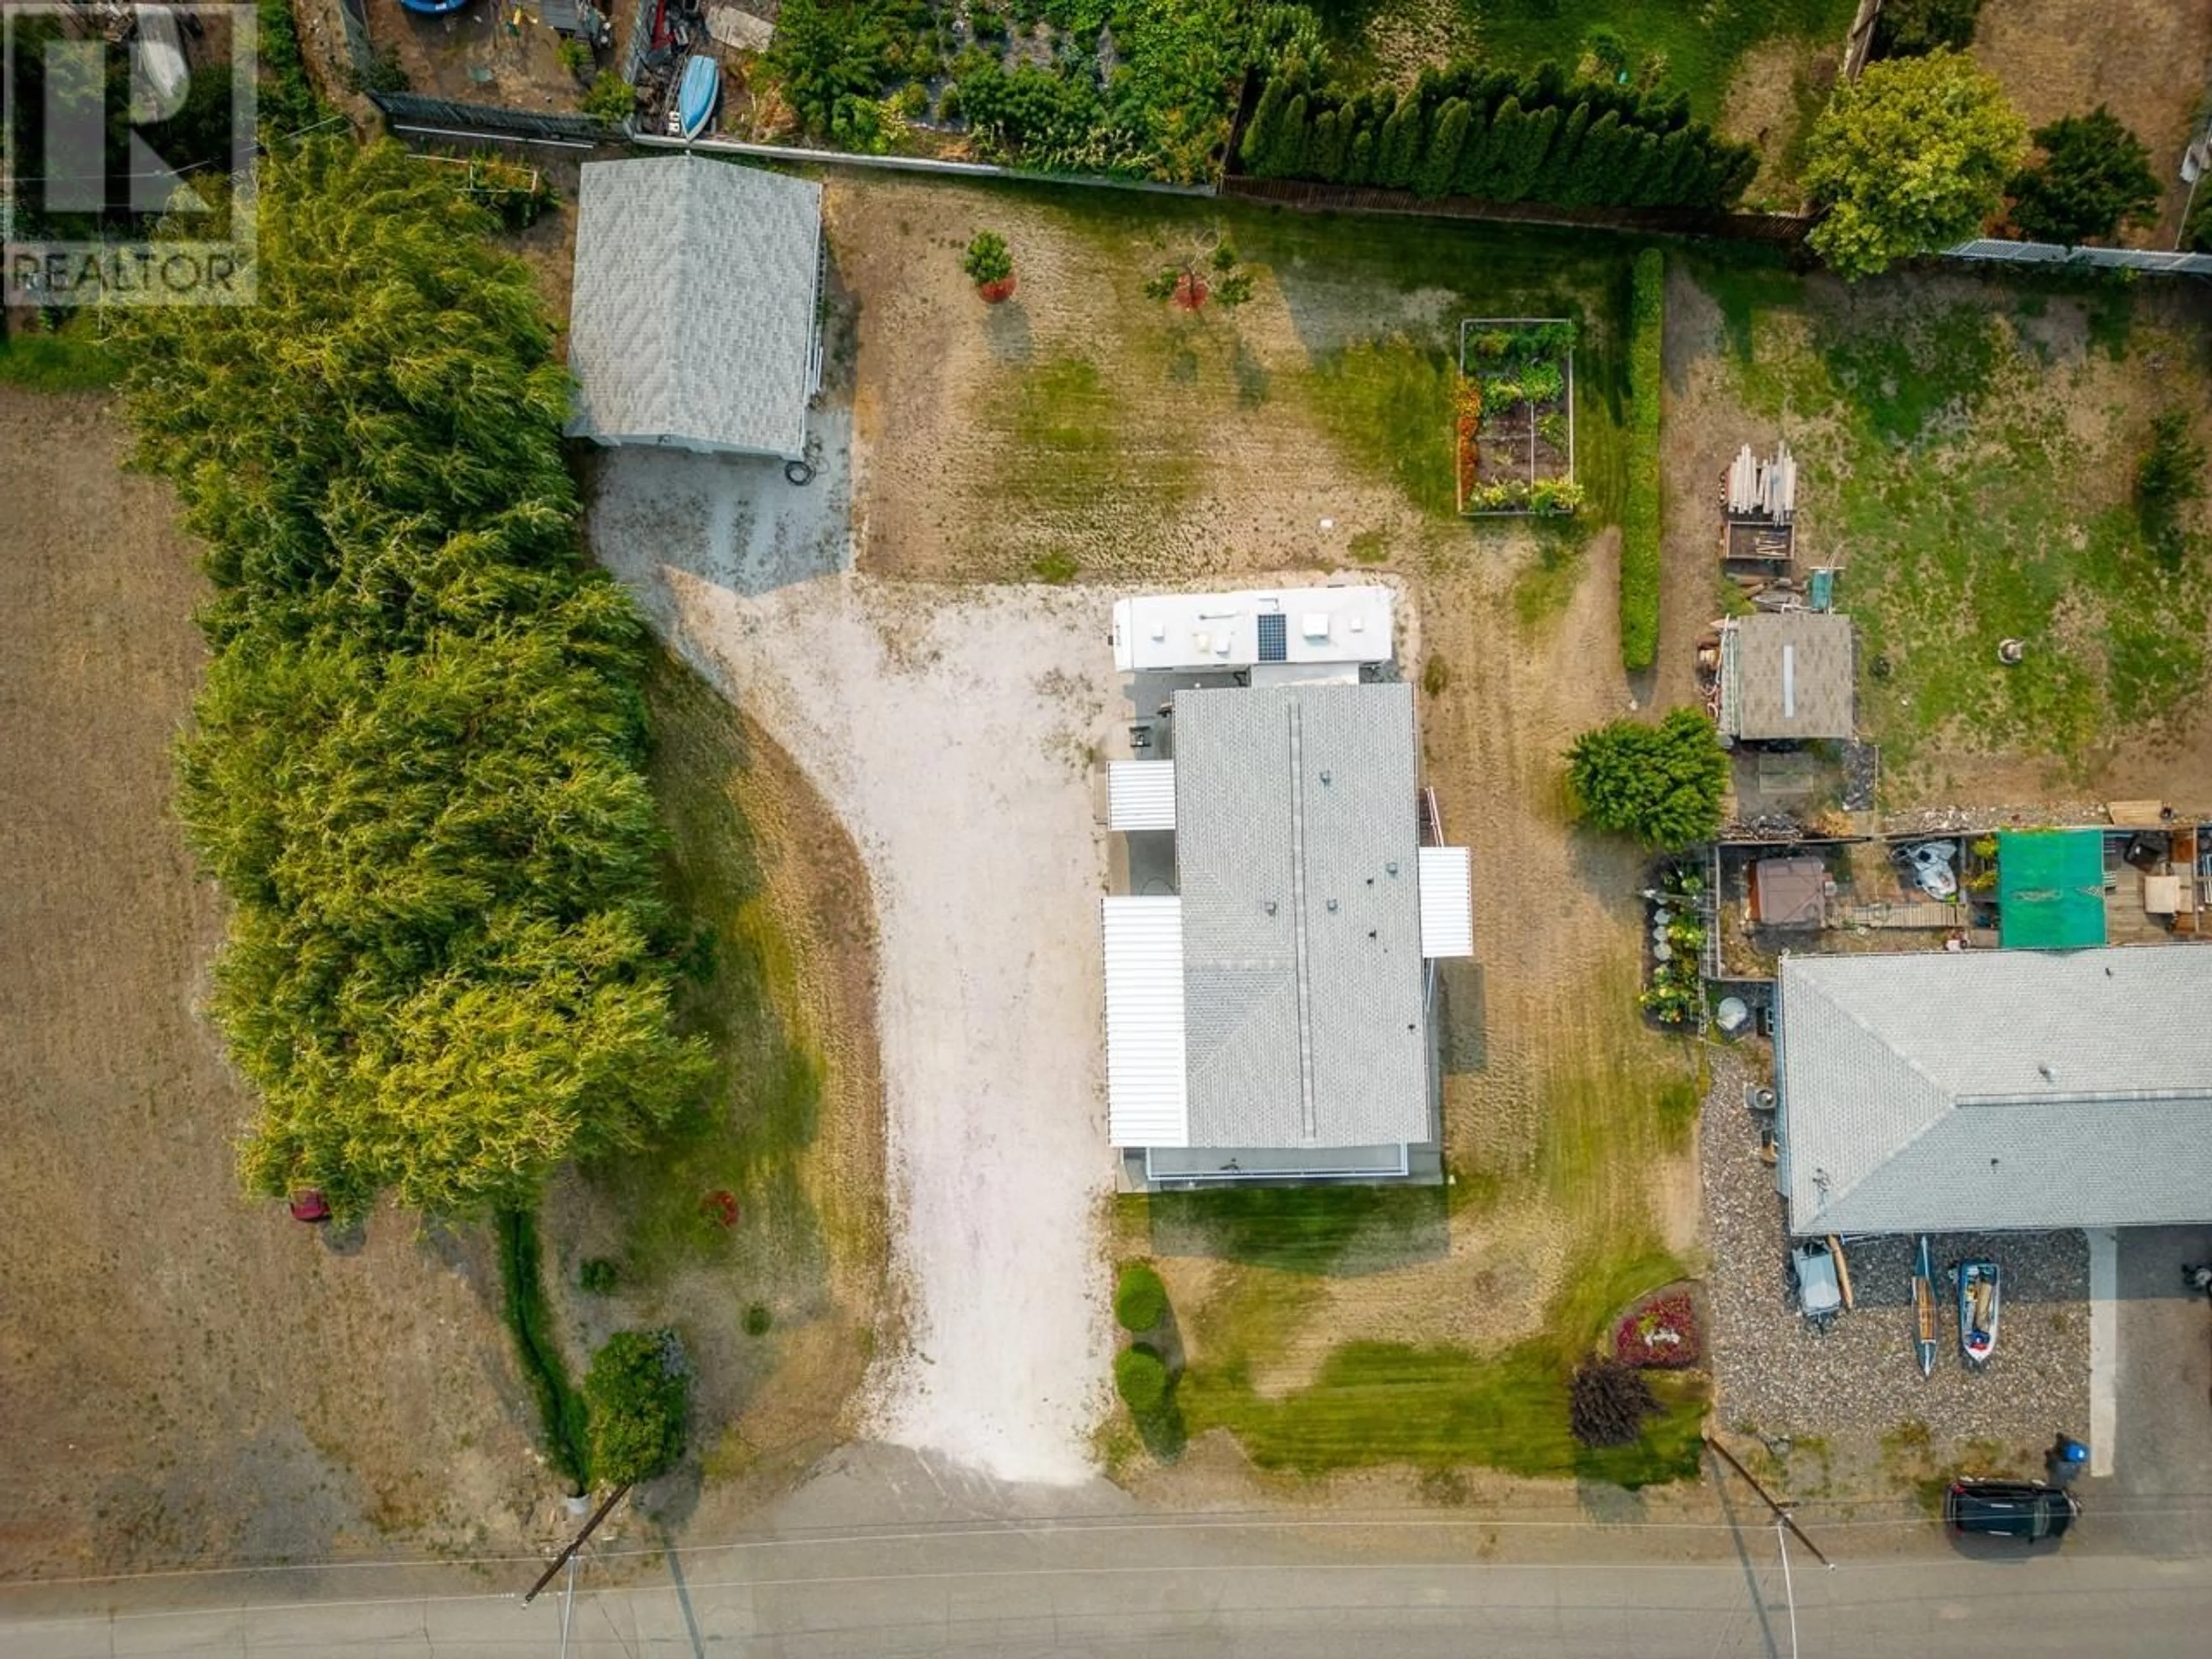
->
[1217,175,1817,248]
[368,91,608,147]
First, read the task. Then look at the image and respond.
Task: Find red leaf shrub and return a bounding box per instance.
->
[1614,1289,1701,1368]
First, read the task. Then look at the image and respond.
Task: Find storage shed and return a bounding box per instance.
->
[567,154,823,461]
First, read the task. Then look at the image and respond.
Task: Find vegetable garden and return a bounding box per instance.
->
[1456,318,1580,516]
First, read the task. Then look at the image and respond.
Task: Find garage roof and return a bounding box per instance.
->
[569,155,821,459]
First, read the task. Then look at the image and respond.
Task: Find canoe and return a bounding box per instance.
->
[1959,1259,2000,1367]
[676,54,718,141]
[1913,1235,1937,1379]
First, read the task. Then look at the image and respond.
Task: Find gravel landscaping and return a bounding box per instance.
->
[1700,1047,2089,1483]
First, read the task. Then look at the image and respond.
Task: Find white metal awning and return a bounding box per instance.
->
[1418,846,1474,959]
[1107,760,1176,830]
[1101,896,1188,1147]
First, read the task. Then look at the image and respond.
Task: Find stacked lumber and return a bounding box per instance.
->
[1726,441,1797,522]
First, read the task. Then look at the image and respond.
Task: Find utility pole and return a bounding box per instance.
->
[523,1484,632,1605]
[1704,1436,1835,1570]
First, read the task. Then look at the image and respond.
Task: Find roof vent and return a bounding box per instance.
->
[2038,1063,2057,1084]
[1326,898,1339,912]
[1302,612,1331,639]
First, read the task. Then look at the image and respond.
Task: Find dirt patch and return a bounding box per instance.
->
[0,391,549,1577]
[357,0,590,109]
[1716,35,1838,211]
[827,175,1446,586]
[1974,0,2212,245]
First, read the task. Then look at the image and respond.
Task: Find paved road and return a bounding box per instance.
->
[6,1504,2211,1658]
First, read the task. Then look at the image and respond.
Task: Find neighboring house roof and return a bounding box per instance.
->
[1777,946,2212,1235]
[1719,612,1854,741]
[1170,681,1429,1149]
[568,155,821,458]
[1997,828,2107,950]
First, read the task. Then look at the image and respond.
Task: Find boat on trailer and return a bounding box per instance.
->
[1958,1258,2000,1368]
[1912,1235,1938,1379]
[675,54,719,140]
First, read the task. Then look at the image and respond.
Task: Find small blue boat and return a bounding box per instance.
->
[676,54,718,141]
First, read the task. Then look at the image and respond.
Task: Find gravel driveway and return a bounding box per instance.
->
[1700,1048,2089,1482]
[590,437,1117,1485]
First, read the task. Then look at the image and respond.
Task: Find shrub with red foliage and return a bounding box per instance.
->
[1614,1289,1702,1368]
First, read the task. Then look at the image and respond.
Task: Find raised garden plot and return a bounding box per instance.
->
[1456,318,1580,517]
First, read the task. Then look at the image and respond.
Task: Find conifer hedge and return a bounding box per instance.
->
[109,141,710,1220]
[1239,62,1756,213]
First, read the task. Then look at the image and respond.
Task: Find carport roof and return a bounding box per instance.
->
[1777,945,2212,1235]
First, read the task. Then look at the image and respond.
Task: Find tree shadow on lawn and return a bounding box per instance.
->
[1135,1183,1450,1275]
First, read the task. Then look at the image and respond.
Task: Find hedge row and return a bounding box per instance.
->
[1621,248,1665,672]
[1239,62,1758,213]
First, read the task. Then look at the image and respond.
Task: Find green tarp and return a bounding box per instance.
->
[1997,829,2107,950]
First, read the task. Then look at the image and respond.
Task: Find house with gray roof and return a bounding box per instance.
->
[567,154,822,461]
[1776,945,2212,1236]
[1099,588,1474,1185]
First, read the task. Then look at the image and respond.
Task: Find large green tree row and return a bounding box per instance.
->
[1239,60,1759,213]
[111,140,709,1219]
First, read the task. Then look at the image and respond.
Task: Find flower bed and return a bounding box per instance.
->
[1456,317,1580,517]
[1639,862,1708,1029]
[1615,1287,1703,1369]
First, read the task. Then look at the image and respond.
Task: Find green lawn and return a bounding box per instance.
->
[1691,260,2211,779]
[579,655,839,1292]
[1131,1185,1699,1484]
[1122,968,1705,1487]
[0,323,119,392]
[960,183,1643,570]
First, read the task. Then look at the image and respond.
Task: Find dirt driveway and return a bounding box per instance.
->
[0,391,543,1576]
[588,436,1118,1485]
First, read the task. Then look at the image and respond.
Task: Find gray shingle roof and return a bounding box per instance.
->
[1777,946,2212,1234]
[569,155,820,459]
[1723,612,1854,740]
[1172,682,1429,1149]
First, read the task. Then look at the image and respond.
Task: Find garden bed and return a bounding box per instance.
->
[1456,317,1580,516]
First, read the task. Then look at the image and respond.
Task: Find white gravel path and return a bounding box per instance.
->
[588,440,1116,1486]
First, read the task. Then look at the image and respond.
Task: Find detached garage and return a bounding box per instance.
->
[567,154,823,462]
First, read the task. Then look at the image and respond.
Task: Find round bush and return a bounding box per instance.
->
[1114,1344,1170,1415]
[578,1257,619,1295]
[1113,1263,1169,1332]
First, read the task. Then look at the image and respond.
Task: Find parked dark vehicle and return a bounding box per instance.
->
[1943,1479,2078,1541]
